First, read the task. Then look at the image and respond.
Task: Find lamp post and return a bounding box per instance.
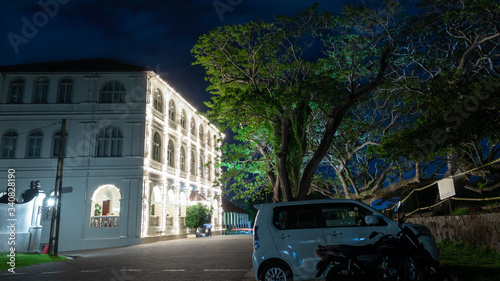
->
[48,119,66,256]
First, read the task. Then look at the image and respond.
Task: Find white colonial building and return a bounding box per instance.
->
[0,58,223,251]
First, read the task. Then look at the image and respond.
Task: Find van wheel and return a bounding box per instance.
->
[259,263,292,281]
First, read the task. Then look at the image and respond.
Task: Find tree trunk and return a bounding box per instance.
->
[277,117,293,201]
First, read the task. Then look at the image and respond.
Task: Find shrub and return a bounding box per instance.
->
[451,207,469,215]
[185,203,212,229]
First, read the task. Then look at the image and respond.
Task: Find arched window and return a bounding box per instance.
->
[180,110,186,129]
[150,186,162,218]
[8,78,24,104]
[199,124,204,141]
[33,77,49,103]
[1,131,18,158]
[52,130,68,157]
[190,118,196,136]
[26,131,43,158]
[169,100,176,121]
[100,81,126,103]
[180,146,186,171]
[153,89,163,113]
[199,155,204,178]
[58,78,73,103]
[152,132,162,162]
[90,185,121,228]
[96,127,123,157]
[190,150,196,175]
[167,140,175,167]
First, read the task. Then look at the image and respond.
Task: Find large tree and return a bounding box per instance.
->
[192,2,399,201]
[380,0,500,158]
[311,87,427,204]
[369,0,500,209]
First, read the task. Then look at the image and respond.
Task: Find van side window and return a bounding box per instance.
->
[272,205,317,230]
[320,204,386,227]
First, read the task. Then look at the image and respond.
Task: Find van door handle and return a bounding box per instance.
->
[278,233,290,239]
[329,231,342,237]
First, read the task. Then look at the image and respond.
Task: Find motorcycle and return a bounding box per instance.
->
[315,221,453,281]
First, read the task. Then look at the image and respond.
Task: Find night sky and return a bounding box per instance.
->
[1,0,419,112]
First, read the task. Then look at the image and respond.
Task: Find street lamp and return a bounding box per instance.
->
[47,197,55,207]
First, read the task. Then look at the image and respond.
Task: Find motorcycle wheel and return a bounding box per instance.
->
[325,263,366,281]
[378,255,400,281]
[404,256,426,281]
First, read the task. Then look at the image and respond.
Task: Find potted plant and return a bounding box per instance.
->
[94,203,102,216]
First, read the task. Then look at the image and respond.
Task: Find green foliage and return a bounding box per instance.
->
[185,203,212,229]
[195,0,500,203]
[451,207,469,216]
[0,253,69,270]
[379,0,500,162]
[193,2,399,202]
[379,75,500,162]
[438,240,500,281]
[94,203,101,216]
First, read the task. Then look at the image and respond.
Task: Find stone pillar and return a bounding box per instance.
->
[28,191,46,252]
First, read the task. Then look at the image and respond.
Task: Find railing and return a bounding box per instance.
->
[90,216,119,228]
[168,119,177,129]
[165,216,173,225]
[190,174,197,182]
[167,166,176,175]
[153,109,163,120]
[150,216,160,226]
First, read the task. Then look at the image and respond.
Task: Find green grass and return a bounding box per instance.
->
[450,207,469,215]
[0,252,69,271]
[439,240,500,281]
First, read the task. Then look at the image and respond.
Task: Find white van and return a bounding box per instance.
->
[252,199,438,281]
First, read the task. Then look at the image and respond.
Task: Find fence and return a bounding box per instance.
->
[407,213,500,252]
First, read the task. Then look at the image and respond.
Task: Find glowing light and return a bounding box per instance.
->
[139,72,223,238]
[47,198,55,207]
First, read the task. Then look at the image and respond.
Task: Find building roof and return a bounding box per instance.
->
[222,198,249,214]
[189,191,210,202]
[0,58,147,73]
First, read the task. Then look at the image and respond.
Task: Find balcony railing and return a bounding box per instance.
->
[168,119,177,130]
[167,166,175,175]
[150,216,160,226]
[90,216,119,228]
[165,216,173,225]
[190,174,197,182]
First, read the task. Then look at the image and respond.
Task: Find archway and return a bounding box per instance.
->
[90,185,121,228]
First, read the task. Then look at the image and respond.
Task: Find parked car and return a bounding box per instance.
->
[252,199,439,281]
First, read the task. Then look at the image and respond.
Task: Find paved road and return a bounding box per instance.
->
[1,235,255,281]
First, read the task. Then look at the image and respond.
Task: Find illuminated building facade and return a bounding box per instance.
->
[0,59,223,251]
